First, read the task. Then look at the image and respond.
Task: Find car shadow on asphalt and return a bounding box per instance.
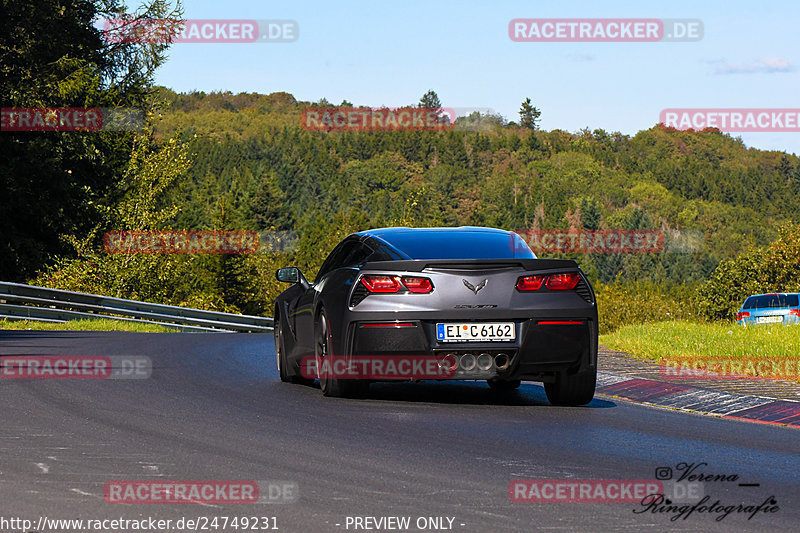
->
[355,380,616,408]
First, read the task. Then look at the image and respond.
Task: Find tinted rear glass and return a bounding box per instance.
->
[743,294,799,309]
[382,231,535,259]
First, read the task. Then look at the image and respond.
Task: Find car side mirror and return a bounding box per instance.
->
[276,267,307,287]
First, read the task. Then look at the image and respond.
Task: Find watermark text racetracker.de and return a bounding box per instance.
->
[104,480,298,505]
[1,356,151,380]
[660,108,800,133]
[510,479,663,503]
[1,107,144,132]
[101,18,298,43]
[509,18,703,42]
[300,355,456,380]
[104,230,259,254]
[510,462,779,522]
[301,107,456,132]
[514,229,664,254]
[661,358,800,380]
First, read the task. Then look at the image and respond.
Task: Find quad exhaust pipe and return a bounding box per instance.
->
[461,354,477,371]
[437,352,512,373]
[494,353,511,371]
[477,353,493,371]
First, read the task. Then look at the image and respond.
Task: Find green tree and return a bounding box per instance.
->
[0,0,182,281]
[579,197,601,229]
[418,89,443,123]
[519,97,541,130]
[418,89,442,112]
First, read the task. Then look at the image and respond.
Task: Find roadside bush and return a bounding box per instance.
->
[698,223,800,320]
[595,279,699,334]
[31,131,244,314]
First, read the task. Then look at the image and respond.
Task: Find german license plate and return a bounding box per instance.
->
[756,316,782,324]
[436,323,515,342]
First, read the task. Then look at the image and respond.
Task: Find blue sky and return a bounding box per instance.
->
[153,0,799,155]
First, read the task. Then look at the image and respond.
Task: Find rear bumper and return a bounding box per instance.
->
[314,260,599,383]
[344,316,598,382]
[739,314,800,326]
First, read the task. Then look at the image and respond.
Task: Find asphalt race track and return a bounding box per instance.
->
[1,331,798,532]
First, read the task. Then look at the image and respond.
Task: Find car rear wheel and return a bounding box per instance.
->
[316,310,366,398]
[275,315,291,383]
[544,369,596,406]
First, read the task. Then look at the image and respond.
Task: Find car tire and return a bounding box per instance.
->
[316,310,366,398]
[487,379,521,391]
[544,369,596,406]
[275,313,292,383]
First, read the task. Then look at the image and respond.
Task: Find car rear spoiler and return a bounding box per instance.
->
[361,258,580,272]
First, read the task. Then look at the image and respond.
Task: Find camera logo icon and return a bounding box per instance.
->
[655,467,673,480]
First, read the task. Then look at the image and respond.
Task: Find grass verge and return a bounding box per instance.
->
[600,320,800,382]
[0,319,175,333]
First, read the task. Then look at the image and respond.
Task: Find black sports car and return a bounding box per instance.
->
[273,226,598,405]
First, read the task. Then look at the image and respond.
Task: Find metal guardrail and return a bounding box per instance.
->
[0,282,273,333]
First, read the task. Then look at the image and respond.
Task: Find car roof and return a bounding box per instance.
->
[357,226,512,238]
[353,226,534,260]
[745,293,800,297]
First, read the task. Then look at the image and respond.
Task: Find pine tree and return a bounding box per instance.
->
[419,89,443,124]
[519,98,541,130]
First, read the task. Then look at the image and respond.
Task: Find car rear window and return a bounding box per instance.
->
[743,294,799,309]
[384,231,535,260]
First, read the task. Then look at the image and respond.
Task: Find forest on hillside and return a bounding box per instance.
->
[161,92,799,258]
[152,89,800,276]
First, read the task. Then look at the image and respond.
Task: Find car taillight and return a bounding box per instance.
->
[736,311,750,320]
[789,309,800,317]
[360,275,433,294]
[401,276,433,294]
[361,275,403,293]
[517,273,582,291]
[516,275,546,291]
[545,273,581,290]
